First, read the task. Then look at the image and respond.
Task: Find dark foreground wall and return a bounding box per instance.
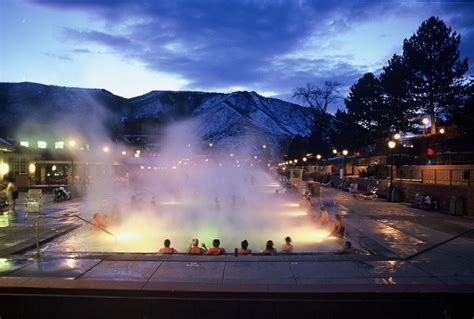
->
[0,286,473,319]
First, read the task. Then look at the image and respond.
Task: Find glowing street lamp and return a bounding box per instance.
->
[68,140,77,148]
[388,140,396,202]
[332,149,338,155]
[439,128,445,134]
[209,143,213,148]
[302,157,307,162]
[422,118,429,134]
[29,163,36,174]
[254,155,258,159]
[262,144,267,149]
[393,133,401,140]
[294,159,298,164]
[52,165,57,171]
[342,149,348,178]
[122,151,127,156]
[103,146,110,153]
[316,154,322,167]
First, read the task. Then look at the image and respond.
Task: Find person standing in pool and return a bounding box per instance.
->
[3,179,18,211]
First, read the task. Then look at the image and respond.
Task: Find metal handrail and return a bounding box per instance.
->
[35,214,117,258]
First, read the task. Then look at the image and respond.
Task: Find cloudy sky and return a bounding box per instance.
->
[1,0,473,109]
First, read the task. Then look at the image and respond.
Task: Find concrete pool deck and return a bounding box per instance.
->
[0,187,473,288]
[0,194,83,257]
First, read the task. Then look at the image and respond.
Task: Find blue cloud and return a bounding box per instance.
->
[29,0,474,100]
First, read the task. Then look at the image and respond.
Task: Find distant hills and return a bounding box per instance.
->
[0,82,313,152]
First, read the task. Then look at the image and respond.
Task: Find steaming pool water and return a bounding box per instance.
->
[39,180,349,255]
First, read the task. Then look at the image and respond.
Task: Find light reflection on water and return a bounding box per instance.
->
[41,185,343,254]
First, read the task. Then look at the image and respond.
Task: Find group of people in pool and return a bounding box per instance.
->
[158,235,357,255]
[158,236,295,255]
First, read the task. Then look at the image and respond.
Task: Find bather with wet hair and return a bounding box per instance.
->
[238,240,252,255]
[203,239,225,255]
[186,238,204,255]
[281,236,294,253]
[262,240,277,255]
[159,239,178,254]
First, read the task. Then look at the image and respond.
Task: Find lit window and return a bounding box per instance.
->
[55,141,64,149]
[37,141,47,149]
[20,141,29,147]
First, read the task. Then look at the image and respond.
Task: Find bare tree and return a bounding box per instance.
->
[293,81,342,154]
[293,81,342,114]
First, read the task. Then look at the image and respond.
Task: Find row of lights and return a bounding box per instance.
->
[277,154,324,167]
[20,139,79,149]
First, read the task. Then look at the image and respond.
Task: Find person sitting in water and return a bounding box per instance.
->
[203,239,225,255]
[238,240,252,255]
[91,212,106,229]
[262,240,277,255]
[281,236,294,253]
[319,204,329,225]
[328,214,345,238]
[186,238,204,255]
[159,239,178,254]
[335,241,358,255]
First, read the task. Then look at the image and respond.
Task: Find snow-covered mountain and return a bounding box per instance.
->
[0,82,312,150]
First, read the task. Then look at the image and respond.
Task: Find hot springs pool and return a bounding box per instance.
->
[39,182,347,254]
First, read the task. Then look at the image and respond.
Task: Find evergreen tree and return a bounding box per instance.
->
[344,72,384,140]
[450,78,474,147]
[330,109,369,151]
[286,134,308,160]
[379,54,418,133]
[403,16,468,133]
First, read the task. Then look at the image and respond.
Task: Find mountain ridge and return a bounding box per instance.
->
[0,81,313,151]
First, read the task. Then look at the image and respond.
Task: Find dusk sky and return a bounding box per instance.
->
[1,0,473,109]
